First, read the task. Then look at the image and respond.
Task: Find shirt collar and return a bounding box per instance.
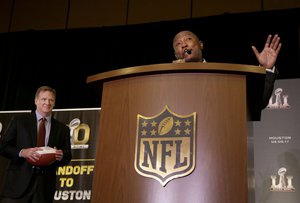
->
[35,111,51,122]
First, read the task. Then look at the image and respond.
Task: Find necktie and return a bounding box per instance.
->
[37,118,46,147]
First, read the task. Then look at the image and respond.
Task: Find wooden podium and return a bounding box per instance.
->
[87,62,265,203]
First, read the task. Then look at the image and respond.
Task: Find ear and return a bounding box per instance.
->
[199,41,204,50]
[174,50,181,59]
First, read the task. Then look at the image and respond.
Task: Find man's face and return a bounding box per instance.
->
[173,31,203,62]
[35,90,55,116]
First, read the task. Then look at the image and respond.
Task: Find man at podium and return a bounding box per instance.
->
[172,30,281,109]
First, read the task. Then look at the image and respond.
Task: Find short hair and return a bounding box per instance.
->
[173,30,200,49]
[35,86,56,99]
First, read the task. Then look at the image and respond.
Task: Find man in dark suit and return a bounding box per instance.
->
[172,30,281,109]
[0,86,72,203]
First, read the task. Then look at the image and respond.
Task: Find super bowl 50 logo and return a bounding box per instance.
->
[0,122,2,138]
[68,118,90,149]
[134,106,196,186]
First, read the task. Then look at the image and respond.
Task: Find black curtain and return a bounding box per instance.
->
[0,8,299,111]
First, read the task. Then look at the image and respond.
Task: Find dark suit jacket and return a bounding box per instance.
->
[0,111,72,201]
[262,70,277,109]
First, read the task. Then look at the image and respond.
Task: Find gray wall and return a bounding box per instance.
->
[252,78,300,203]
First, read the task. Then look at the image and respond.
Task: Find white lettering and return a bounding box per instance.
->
[54,190,91,200]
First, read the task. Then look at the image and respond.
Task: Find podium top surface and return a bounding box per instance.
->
[86,62,266,84]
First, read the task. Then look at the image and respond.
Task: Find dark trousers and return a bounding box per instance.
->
[1,173,53,203]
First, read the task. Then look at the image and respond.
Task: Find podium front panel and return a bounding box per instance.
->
[92,73,248,203]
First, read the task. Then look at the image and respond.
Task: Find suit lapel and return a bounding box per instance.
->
[29,112,38,146]
[48,118,57,146]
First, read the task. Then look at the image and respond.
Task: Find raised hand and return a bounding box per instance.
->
[252,34,282,69]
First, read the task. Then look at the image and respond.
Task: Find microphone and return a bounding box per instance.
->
[184,49,191,55]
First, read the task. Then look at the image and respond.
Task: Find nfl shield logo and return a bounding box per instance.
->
[134,106,196,186]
